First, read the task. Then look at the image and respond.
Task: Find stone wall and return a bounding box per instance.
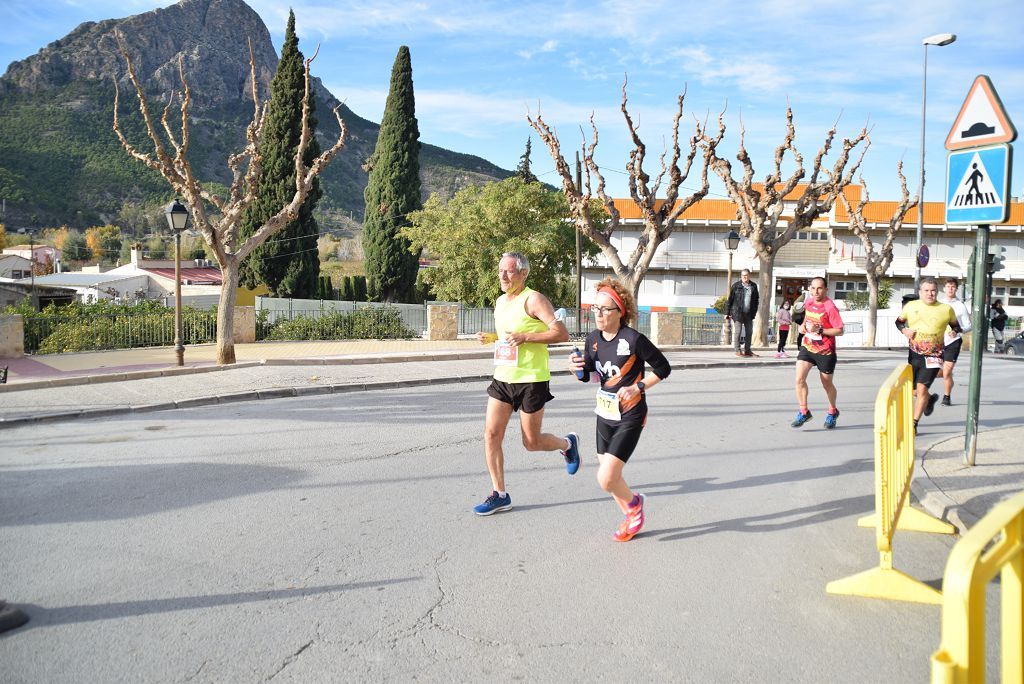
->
[650,312,682,346]
[233,306,256,344]
[427,304,459,341]
[0,315,25,358]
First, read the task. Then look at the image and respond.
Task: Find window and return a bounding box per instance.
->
[796,231,828,241]
[833,280,867,300]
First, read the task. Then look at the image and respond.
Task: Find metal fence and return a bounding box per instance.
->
[23,311,217,354]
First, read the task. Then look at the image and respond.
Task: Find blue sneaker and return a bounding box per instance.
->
[791,410,812,428]
[824,409,839,429]
[474,491,512,516]
[561,433,581,475]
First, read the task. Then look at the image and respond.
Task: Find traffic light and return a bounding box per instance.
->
[987,246,1007,274]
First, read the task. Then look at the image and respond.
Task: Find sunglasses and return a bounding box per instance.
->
[592,305,620,315]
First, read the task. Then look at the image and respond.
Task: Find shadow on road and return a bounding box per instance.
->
[3,577,421,634]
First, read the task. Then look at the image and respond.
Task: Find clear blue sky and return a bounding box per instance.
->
[2,0,1023,204]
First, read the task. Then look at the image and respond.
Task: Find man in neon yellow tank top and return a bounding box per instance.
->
[472,252,580,516]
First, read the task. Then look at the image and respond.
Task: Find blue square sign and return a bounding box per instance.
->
[945,143,1012,224]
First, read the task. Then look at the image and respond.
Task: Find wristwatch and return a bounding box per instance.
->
[636,381,646,394]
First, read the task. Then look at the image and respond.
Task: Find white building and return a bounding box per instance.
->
[582,185,1023,317]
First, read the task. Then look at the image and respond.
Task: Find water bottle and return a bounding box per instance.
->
[572,346,585,380]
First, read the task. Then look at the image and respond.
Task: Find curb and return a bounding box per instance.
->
[0,361,263,393]
[0,356,884,429]
[912,433,979,535]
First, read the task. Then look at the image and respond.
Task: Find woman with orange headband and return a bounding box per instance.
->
[568,277,672,542]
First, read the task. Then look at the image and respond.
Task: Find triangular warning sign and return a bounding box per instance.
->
[946,75,1017,150]
[948,152,1002,208]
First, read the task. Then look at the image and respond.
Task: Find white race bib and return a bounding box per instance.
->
[925,355,943,369]
[493,341,519,367]
[594,390,621,421]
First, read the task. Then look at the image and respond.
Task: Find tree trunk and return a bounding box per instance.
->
[865,271,879,347]
[216,257,240,365]
[752,253,776,348]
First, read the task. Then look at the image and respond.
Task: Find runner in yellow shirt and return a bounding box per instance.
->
[895,277,961,434]
[472,252,579,515]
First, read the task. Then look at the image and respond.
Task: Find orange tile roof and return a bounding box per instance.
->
[612,182,1023,227]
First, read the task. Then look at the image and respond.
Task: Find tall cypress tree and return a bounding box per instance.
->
[362,46,421,303]
[515,137,538,183]
[239,10,322,298]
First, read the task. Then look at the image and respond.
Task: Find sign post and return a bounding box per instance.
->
[943,75,1016,466]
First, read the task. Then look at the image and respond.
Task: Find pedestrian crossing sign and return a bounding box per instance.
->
[945,143,1012,225]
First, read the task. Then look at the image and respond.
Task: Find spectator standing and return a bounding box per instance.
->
[776,300,793,358]
[991,300,1008,353]
[726,269,760,357]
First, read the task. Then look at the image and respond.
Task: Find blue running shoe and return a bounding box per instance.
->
[474,491,512,516]
[824,409,840,429]
[561,432,581,475]
[791,410,813,428]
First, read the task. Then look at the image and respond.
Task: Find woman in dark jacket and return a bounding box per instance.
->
[991,300,1009,352]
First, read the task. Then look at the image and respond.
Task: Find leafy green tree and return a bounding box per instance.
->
[239,10,322,298]
[0,224,7,251]
[361,46,422,303]
[62,230,89,261]
[515,137,538,183]
[85,225,123,263]
[402,177,600,306]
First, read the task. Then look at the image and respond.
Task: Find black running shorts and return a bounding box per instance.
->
[487,379,553,413]
[943,338,963,364]
[596,419,645,463]
[797,347,837,375]
[908,351,941,388]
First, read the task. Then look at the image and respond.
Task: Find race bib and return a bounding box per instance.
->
[805,332,823,341]
[594,389,621,421]
[925,355,943,369]
[493,341,519,367]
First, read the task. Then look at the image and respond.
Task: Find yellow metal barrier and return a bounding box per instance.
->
[931,490,1024,683]
[827,363,956,604]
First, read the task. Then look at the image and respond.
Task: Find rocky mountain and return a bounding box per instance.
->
[0,0,510,229]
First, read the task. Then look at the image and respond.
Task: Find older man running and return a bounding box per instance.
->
[473,252,580,515]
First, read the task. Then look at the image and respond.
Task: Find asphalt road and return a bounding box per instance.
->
[3,356,1017,682]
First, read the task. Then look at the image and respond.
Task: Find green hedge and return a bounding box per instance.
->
[262,307,416,341]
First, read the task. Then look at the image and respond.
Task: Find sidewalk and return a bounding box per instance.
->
[2,340,1021,536]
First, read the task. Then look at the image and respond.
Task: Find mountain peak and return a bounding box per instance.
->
[2,0,277,106]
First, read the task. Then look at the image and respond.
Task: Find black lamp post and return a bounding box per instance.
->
[721,230,741,345]
[164,199,189,366]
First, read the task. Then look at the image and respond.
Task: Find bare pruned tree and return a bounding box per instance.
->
[112,35,346,364]
[706,108,869,347]
[838,163,918,346]
[527,78,725,297]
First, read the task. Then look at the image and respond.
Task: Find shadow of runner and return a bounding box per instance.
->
[4,577,421,633]
[650,494,872,541]
[0,463,303,526]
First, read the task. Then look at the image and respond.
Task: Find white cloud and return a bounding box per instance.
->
[517,39,558,60]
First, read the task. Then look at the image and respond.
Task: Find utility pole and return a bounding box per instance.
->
[964,225,990,466]
[574,152,582,336]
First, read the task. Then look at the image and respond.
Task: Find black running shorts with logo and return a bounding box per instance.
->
[797,347,837,375]
[487,379,554,413]
[908,351,941,387]
[943,338,963,364]
[597,419,646,463]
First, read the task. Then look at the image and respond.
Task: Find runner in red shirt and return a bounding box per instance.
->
[792,277,845,429]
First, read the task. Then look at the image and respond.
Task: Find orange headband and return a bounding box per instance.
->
[598,286,625,313]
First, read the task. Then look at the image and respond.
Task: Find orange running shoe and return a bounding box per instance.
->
[613,493,646,542]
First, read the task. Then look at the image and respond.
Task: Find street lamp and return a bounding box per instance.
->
[164,199,189,367]
[914,32,956,289]
[721,229,741,345]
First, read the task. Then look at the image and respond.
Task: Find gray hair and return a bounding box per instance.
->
[920,276,938,289]
[501,252,530,276]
